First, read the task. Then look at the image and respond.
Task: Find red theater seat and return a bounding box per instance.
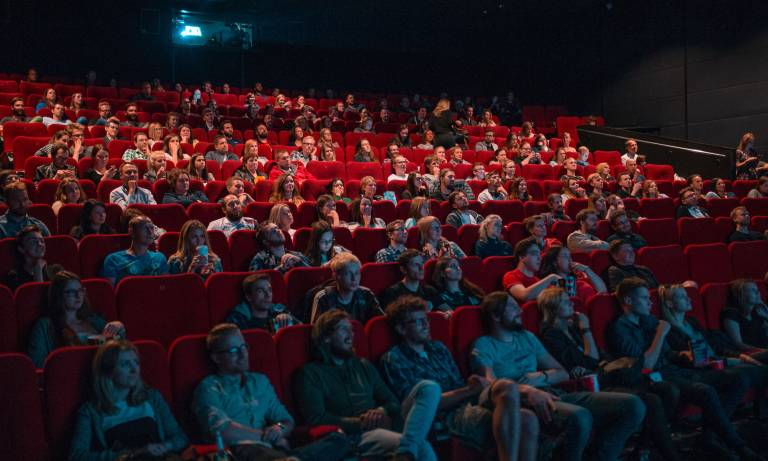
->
[640,198,675,219]
[284,266,332,319]
[480,200,525,223]
[521,164,554,181]
[228,230,259,272]
[116,274,210,346]
[700,282,730,331]
[366,312,451,363]
[684,243,732,285]
[586,294,621,349]
[677,217,723,246]
[729,240,768,279]
[480,256,516,294]
[636,245,689,285]
[187,202,224,226]
[742,197,768,217]
[0,354,49,461]
[706,198,740,218]
[28,204,57,234]
[306,161,346,180]
[0,286,16,352]
[347,162,383,180]
[637,218,678,246]
[78,233,132,278]
[360,262,402,298]
[353,227,389,262]
[449,306,484,377]
[643,164,674,180]
[205,270,287,325]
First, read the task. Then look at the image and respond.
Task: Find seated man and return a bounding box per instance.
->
[540,193,571,227]
[217,177,255,206]
[0,182,51,237]
[33,143,77,182]
[121,132,151,161]
[380,249,441,311]
[2,225,61,290]
[605,210,647,249]
[614,172,641,199]
[249,221,308,273]
[523,214,561,251]
[380,296,537,461]
[310,253,382,324]
[224,273,299,334]
[604,240,659,292]
[503,237,562,303]
[477,171,508,203]
[566,209,609,253]
[220,120,241,146]
[687,174,705,199]
[375,219,408,263]
[296,310,440,461]
[728,206,767,242]
[205,135,239,164]
[472,291,646,461]
[268,148,315,182]
[429,168,475,201]
[621,138,639,165]
[207,194,257,237]
[109,162,157,209]
[474,129,499,151]
[194,324,349,461]
[290,135,318,165]
[101,215,168,285]
[0,96,29,124]
[445,191,483,228]
[676,187,710,219]
[121,102,147,128]
[607,278,762,461]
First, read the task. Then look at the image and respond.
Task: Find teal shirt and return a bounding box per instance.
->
[167,254,223,278]
[471,332,546,384]
[192,372,293,441]
[100,250,169,283]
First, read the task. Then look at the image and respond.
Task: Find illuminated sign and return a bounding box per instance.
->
[180,25,202,37]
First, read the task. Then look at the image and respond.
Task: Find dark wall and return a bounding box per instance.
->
[4,0,767,150]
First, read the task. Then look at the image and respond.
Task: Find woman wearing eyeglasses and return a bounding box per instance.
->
[27,271,125,368]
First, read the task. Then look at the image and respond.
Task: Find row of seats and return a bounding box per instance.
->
[3,238,767,353]
[3,274,765,461]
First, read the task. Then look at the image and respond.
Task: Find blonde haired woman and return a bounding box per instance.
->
[417,216,465,259]
[52,177,86,215]
[168,219,222,277]
[429,98,456,148]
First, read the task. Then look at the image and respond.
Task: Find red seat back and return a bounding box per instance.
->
[78,233,132,278]
[636,244,689,285]
[0,354,49,461]
[640,198,675,219]
[284,266,332,317]
[228,230,259,272]
[116,274,210,346]
[729,240,768,279]
[205,270,287,325]
[637,218,678,246]
[449,306,485,377]
[684,243,732,285]
[586,293,622,349]
[127,203,188,232]
[353,227,389,263]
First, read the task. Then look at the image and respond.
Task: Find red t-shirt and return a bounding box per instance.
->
[503,268,540,290]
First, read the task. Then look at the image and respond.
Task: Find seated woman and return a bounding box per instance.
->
[422,155,442,189]
[532,133,549,153]
[224,273,299,333]
[178,123,199,147]
[3,225,62,290]
[318,127,340,148]
[641,180,670,199]
[405,196,430,229]
[506,177,530,203]
[288,125,304,149]
[185,153,215,183]
[416,129,435,150]
[83,147,119,185]
[537,287,684,461]
[746,176,768,198]
[319,143,337,162]
[560,178,587,205]
[704,178,735,200]
[474,214,512,258]
[161,168,209,206]
[523,214,561,251]
[70,199,115,240]
[27,271,125,368]
[349,196,385,229]
[596,162,615,182]
[430,256,484,312]
[146,122,164,146]
[143,151,168,184]
[34,143,77,182]
[167,220,222,277]
[353,139,376,162]
[267,203,296,237]
[489,148,509,166]
[606,194,640,221]
[387,155,409,183]
[233,150,266,183]
[52,177,86,215]
[560,132,577,153]
[417,215,465,259]
[359,175,383,201]
[69,340,188,461]
[162,133,190,164]
[401,172,429,200]
[304,221,350,267]
[314,194,343,227]
[269,173,304,206]
[538,244,607,305]
[549,147,568,168]
[559,157,584,181]
[325,177,351,204]
[587,193,608,220]
[722,279,768,353]
[660,283,768,367]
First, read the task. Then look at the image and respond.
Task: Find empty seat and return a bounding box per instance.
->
[636,245,689,285]
[187,202,224,226]
[480,200,525,223]
[78,233,132,278]
[353,227,389,262]
[706,198,740,218]
[127,203,188,232]
[741,197,768,217]
[729,240,768,279]
[643,164,674,180]
[28,204,57,234]
[0,286,16,352]
[684,243,732,285]
[677,217,722,246]
[449,306,484,377]
[564,198,588,219]
[284,266,332,320]
[640,198,675,219]
[586,293,622,349]
[346,162,383,180]
[306,160,346,180]
[116,274,210,346]
[637,218,678,246]
[521,164,554,181]
[551,220,577,245]
[228,230,260,272]
[0,353,49,461]
[479,256,516,294]
[456,224,480,255]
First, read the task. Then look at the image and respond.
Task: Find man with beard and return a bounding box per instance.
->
[131,82,155,101]
[220,120,240,146]
[380,296,536,461]
[38,102,72,127]
[540,193,571,227]
[309,253,381,324]
[478,171,509,203]
[375,220,408,263]
[0,182,51,237]
[206,194,257,237]
[121,132,151,161]
[297,309,440,461]
[205,135,238,164]
[224,273,298,334]
[0,97,29,124]
[472,292,646,461]
[268,149,314,182]
[120,102,147,128]
[194,324,350,461]
[248,221,307,273]
[566,209,609,253]
[254,123,270,145]
[429,168,475,201]
[445,191,483,228]
[88,100,112,126]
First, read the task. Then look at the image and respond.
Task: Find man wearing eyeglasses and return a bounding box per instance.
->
[296,310,440,461]
[193,323,349,461]
[375,220,408,263]
[290,135,318,166]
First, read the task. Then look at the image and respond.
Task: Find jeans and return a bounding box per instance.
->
[545,391,646,461]
[358,379,439,461]
[231,431,351,461]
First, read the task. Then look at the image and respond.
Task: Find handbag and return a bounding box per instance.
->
[598,356,646,388]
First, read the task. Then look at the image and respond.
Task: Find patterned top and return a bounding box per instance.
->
[249,249,309,273]
[380,340,464,401]
[310,284,382,324]
[0,213,51,238]
[375,245,406,263]
[33,163,77,182]
[206,216,257,238]
[109,185,157,209]
[122,149,149,161]
[100,250,169,283]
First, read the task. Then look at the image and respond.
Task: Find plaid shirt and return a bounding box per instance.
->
[375,245,405,263]
[122,149,149,161]
[248,249,308,273]
[380,341,464,401]
[310,285,382,324]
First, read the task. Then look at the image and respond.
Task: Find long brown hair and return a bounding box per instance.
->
[431,256,485,300]
[92,340,148,414]
[171,219,219,267]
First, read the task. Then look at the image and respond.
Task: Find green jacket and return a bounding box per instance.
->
[294,342,401,434]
